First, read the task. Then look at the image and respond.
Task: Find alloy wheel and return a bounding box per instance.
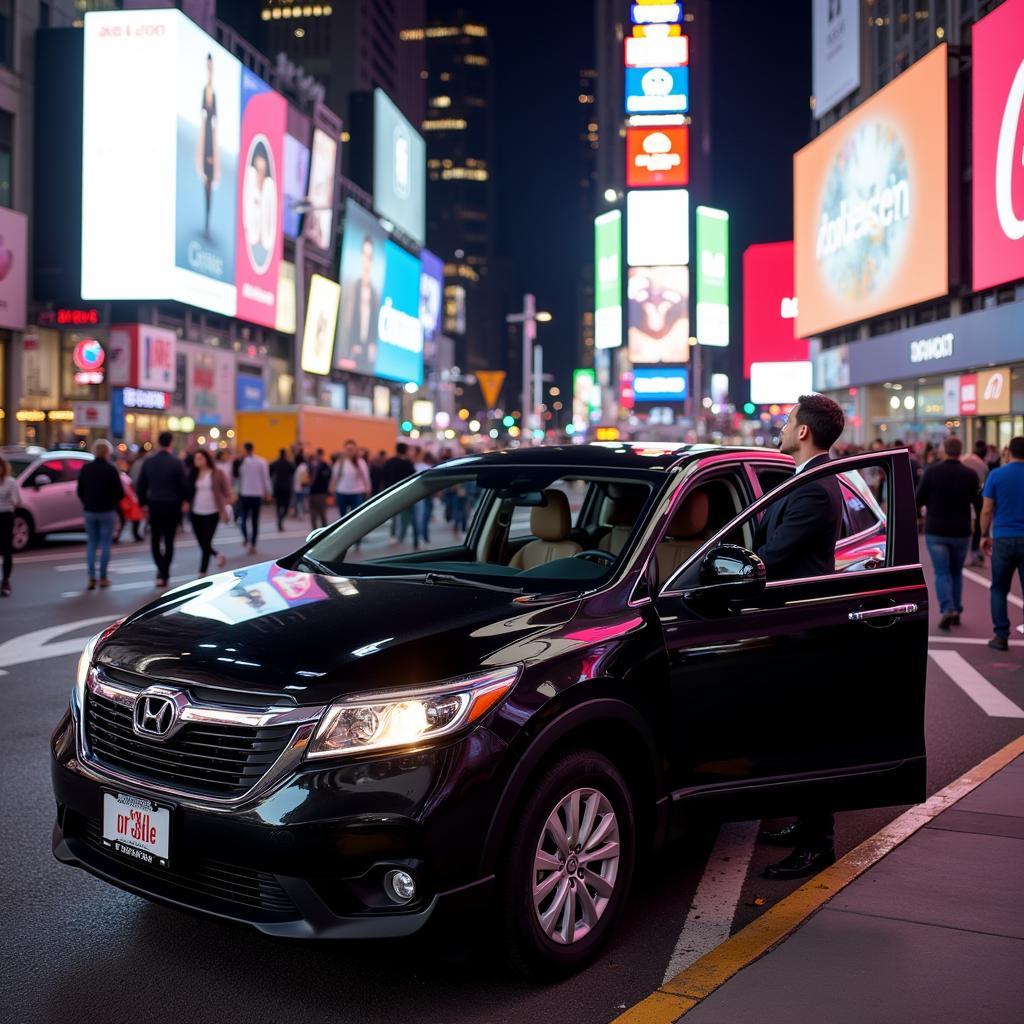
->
[532,787,620,946]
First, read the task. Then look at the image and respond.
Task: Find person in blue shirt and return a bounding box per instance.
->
[980,435,1024,651]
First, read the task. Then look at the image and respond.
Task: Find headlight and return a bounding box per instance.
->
[306,665,520,760]
[75,619,125,703]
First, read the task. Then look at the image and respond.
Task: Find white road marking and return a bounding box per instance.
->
[0,615,117,674]
[963,567,1024,609]
[929,635,1024,646]
[929,650,1024,718]
[60,574,197,598]
[662,820,760,984]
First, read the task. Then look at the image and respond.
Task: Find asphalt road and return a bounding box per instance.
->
[1,512,1021,1024]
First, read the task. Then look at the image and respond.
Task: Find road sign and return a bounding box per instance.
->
[477,370,506,409]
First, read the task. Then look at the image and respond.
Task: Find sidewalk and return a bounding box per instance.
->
[615,736,1024,1024]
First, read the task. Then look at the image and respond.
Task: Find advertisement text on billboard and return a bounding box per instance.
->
[742,241,808,377]
[632,365,688,404]
[625,66,689,114]
[627,125,689,187]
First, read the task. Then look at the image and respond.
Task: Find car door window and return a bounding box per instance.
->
[755,466,793,494]
[26,460,67,487]
[60,459,85,484]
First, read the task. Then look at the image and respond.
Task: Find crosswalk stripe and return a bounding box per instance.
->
[929,650,1024,718]
[963,567,1024,609]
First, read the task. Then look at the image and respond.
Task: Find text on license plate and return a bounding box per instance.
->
[102,792,170,867]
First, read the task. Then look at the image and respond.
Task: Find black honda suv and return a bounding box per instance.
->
[51,443,927,976]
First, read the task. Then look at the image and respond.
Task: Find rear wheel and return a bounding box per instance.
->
[11,512,33,553]
[500,749,635,979]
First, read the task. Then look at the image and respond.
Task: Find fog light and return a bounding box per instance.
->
[384,869,416,904]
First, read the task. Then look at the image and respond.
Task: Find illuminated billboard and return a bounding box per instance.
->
[595,210,623,349]
[627,125,689,187]
[628,266,690,363]
[572,368,600,429]
[282,134,310,238]
[750,361,813,405]
[301,274,341,376]
[632,365,688,404]
[374,89,426,246]
[742,241,808,377]
[812,0,860,119]
[695,206,729,347]
[794,45,948,337]
[303,128,337,251]
[625,66,689,115]
[419,248,444,342]
[625,35,688,68]
[336,199,387,375]
[627,189,689,266]
[81,9,288,328]
[377,241,424,386]
[972,0,1024,291]
[631,3,683,24]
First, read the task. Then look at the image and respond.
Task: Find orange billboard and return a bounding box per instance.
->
[794,45,948,338]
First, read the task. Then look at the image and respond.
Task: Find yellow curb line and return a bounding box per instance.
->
[611,733,1024,1024]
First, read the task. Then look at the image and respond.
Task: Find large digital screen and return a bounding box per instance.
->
[335,199,387,375]
[631,4,683,26]
[625,66,689,115]
[374,89,426,246]
[81,10,288,328]
[625,35,688,68]
[742,241,808,377]
[794,45,948,338]
[282,133,310,238]
[595,210,623,349]
[750,361,813,405]
[695,206,729,347]
[572,367,600,429]
[812,0,860,119]
[419,248,444,342]
[301,274,341,376]
[303,128,337,251]
[627,125,689,188]
[377,241,424,386]
[628,266,689,363]
[972,0,1024,291]
[632,365,688,404]
[627,189,689,266]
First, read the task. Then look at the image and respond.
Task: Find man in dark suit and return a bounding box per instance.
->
[337,235,380,376]
[137,431,189,589]
[755,393,847,880]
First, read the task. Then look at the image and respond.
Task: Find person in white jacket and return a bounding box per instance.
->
[0,455,22,596]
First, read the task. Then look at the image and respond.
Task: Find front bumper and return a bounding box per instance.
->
[50,708,503,938]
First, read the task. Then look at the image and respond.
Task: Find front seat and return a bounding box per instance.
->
[656,489,710,582]
[599,491,645,556]
[510,489,582,569]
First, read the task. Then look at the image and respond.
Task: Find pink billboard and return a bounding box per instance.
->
[235,68,286,327]
[972,0,1024,291]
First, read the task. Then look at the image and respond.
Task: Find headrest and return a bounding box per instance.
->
[667,489,709,538]
[531,489,572,541]
[606,495,644,527]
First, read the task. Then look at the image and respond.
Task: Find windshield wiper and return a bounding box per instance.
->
[423,572,524,593]
[298,553,335,576]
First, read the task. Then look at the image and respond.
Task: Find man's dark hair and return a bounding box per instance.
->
[974,440,988,457]
[395,442,408,456]
[158,431,173,449]
[1009,436,1024,459]
[244,442,254,453]
[943,435,963,458]
[344,438,356,446]
[795,394,845,450]
[278,448,287,458]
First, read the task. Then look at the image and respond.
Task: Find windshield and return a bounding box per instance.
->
[300,462,666,592]
[7,457,34,478]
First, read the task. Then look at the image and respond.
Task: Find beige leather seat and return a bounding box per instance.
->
[656,489,710,582]
[510,489,582,569]
[599,493,644,556]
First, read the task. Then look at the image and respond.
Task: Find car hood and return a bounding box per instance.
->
[96,561,578,706]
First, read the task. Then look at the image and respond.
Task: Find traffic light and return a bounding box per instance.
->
[743,402,756,415]
[502,414,515,428]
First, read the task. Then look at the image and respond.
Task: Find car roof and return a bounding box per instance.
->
[442,442,792,473]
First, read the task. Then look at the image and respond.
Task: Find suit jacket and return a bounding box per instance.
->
[137,450,188,507]
[754,453,843,580]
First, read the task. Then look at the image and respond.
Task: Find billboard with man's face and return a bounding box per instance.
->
[335,199,386,375]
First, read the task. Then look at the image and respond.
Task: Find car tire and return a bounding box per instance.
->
[11,512,34,553]
[499,749,635,979]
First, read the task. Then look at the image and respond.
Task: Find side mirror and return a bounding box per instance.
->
[305,526,328,544]
[33,474,52,489]
[686,544,766,602]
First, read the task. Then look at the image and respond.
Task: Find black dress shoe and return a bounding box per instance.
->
[764,846,836,880]
[757,822,808,847]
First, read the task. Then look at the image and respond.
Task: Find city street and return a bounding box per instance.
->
[1,514,1020,1024]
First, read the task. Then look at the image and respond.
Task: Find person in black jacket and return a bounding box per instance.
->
[755,394,846,881]
[269,449,295,531]
[76,439,124,590]
[137,431,189,588]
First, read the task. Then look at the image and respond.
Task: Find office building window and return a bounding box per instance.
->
[0,1,11,67]
[0,111,12,207]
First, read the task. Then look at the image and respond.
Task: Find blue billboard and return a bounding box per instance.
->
[625,66,689,115]
[377,241,424,386]
[632,366,688,404]
[236,373,265,411]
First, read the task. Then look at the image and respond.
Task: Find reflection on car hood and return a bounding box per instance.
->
[96,561,578,704]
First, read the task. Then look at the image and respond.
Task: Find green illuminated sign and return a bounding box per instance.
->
[695,206,729,347]
[594,211,623,349]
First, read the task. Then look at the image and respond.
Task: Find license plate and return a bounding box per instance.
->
[102,792,171,868]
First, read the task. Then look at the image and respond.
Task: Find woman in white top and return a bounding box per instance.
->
[0,455,21,596]
[330,439,371,519]
[187,449,232,575]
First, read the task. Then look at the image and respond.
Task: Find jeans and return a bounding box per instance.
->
[190,512,220,574]
[309,493,328,531]
[335,492,365,520]
[0,510,13,583]
[415,495,432,542]
[294,487,309,517]
[925,534,970,615]
[274,489,291,531]
[990,536,1024,640]
[148,502,181,582]
[84,510,117,581]
[239,495,263,547]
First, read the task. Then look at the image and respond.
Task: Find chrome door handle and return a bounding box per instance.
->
[849,604,918,621]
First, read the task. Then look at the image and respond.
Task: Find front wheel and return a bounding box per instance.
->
[500,750,635,979]
[11,512,33,553]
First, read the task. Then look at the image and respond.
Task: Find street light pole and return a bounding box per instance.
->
[506,294,552,443]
